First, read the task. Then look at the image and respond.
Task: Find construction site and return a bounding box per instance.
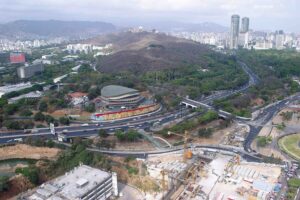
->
[146,150,283,200]
[144,132,284,200]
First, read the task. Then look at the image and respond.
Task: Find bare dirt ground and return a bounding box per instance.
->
[0,144,61,160]
[51,109,91,118]
[157,120,243,147]
[114,140,156,151]
[0,175,33,200]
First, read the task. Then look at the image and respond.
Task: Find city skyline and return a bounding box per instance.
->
[0,0,299,33]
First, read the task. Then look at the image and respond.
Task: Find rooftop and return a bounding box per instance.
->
[27,165,111,200]
[101,85,138,98]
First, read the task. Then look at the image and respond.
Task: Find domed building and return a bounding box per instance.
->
[100,85,144,109]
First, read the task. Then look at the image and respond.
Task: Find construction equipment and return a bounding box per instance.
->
[168,130,192,162]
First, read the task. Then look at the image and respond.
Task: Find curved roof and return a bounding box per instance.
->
[101,85,138,98]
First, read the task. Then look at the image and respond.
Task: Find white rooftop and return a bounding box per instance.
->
[28,165,111,200]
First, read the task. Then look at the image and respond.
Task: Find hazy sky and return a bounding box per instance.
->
[1,0,299,32]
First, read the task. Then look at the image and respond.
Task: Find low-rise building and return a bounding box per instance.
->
[24,165,118,200]
[8,91,43,104]
[0,82,32,97]
[68,92,89,106]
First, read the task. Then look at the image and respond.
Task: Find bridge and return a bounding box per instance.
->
[181,97,252,121]
[181,97,213,109]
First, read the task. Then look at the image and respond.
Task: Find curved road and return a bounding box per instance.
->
[0,60,298,160]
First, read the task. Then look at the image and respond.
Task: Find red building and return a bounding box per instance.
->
[10,52,26,64]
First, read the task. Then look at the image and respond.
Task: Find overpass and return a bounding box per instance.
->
[181,97,213,109]
[181,97,239,120]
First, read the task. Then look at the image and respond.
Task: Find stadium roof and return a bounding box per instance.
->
[101,85,138,97]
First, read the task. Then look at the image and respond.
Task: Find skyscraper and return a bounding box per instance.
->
[241,17,249,33]
[239,17,250,48]
[230,15,240,49]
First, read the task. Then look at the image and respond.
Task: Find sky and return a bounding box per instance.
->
[0,0,299,32]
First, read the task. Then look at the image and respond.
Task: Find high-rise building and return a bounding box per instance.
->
[241,17,250,33]
[17,62,44,79]
[275,30,285,50]
[230,15,240,49]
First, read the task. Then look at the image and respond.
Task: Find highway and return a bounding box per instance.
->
[198,60,260,105]
[0,107,192,144]
[0,60,299,159]
[243,93,300,152]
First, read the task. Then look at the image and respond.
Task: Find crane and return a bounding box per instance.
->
[168,130,192,163]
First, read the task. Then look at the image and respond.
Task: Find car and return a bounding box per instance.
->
[14,138,23,142]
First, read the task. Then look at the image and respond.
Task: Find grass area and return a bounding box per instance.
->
[287,178,300,200]
[278,134,300,161]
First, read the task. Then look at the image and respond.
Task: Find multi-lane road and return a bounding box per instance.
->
[0,106,192,144]
[243,93,300,152]
[0,60,299,159]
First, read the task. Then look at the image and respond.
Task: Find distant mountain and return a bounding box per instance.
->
[0,20,117,39]
[135,21,228,33]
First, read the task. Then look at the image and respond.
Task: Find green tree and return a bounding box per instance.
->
[256,136,272,147]
[84,103,95,113]
[88,87,100,100]
[3,120,21,130]
[3,103,19,115]
[127,129,140,142]
[0,98,8,109]
[198,110,218,124]
[38,101,48,112]
[115,130,126,141]
[0,176,9,192]
[15,167,39,185]
[34,112,45,121]
[46,140,55,148]
[20,109,33,117]
[45,115,55,124]
[198,128,213,138]
[59,117,70,125]
[98,129,109,138]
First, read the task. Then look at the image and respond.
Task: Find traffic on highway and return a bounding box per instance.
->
[0,61,299,161]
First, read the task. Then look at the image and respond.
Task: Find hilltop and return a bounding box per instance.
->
[90,31,210,73]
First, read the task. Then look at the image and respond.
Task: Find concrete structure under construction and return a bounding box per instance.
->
[25,165,118,200]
